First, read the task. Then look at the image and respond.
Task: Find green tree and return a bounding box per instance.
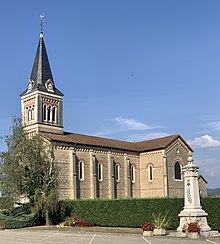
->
[0,118,59,225]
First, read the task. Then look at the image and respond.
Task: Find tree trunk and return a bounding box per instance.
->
[45,210,51,226]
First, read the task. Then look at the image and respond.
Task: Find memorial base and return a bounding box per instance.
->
[177,208,211,236]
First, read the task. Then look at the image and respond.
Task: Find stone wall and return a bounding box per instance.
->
[166,138,191,197]
[198,176,208,197]
[54,147,71,200]
[53,137,194,200]
[139,150,165,198]
[54,144,140,200]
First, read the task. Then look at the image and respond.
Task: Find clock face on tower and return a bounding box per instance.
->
[46,79,54,92]
[47,82,52,89]
[28,80,35,91]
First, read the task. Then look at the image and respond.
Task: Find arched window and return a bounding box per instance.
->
[98,163,103,182]
[43,104,47,121]
[47,106,51,121]
[79,161,84,181]
[115,164,120,182]
[31,106,35,121]
[175,161,182,180]
[131,165,135,183]
[28,106,32,121]
[148,164,153,181]
[25,107,28,123]
[52,107,56,123]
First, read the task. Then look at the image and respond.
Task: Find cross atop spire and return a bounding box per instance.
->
[40,14,44,34]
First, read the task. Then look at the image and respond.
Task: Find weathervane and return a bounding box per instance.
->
[40,14,44,33]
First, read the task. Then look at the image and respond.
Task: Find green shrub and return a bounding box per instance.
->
[0,203,37,229]
[0,197,13,210]
[60,197,220,230]
[0,212,36,229]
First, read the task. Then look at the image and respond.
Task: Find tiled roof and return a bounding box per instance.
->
[198,174,208,184]
[42,132,191,153]
[136,135,182,152]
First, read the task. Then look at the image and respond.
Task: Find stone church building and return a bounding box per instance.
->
[20,30,206,200]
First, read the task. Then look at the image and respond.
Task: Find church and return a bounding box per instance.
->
[20,27,207,200]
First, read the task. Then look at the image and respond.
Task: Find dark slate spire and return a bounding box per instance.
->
[21,31,63,96]
[30,32,54,85]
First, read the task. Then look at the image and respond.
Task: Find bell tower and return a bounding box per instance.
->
[20,16,64,135]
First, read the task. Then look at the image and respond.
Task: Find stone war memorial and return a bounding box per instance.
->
[177,152,217,237]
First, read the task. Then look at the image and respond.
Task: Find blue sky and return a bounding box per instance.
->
[0,0,220,188]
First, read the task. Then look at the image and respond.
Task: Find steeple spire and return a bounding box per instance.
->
[20,17,64,135]
[30,30,54,86]
[21,15,63,96]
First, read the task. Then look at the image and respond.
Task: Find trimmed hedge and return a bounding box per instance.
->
[0,197,219,230]
[60,198,184,229]
[60,197,220,230]
[202,197,220,230]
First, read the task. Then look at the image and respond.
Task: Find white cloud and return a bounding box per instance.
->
[94,116,165,139]
[188,135,220,149]
[208,121,220,131]
[114,116,156,130]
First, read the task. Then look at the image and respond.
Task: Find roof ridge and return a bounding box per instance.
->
[63,131,137,144]
[63,132,179,144]
[136,134,179,144]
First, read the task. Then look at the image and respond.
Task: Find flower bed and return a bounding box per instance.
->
[62,216,93,228]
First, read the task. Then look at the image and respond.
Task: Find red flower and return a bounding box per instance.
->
[63,216,93,227]
[141,221,155,231]
[187,222,201,233]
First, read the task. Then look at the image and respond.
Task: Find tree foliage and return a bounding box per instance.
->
[0,118,59,225]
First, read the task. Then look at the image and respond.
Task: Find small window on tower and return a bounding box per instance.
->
[25,107,29,123]
[43,105,47,121]
[52,107,56,123]
[47,106,51,121]
[31,106,35,121]
[28,106,32,121]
